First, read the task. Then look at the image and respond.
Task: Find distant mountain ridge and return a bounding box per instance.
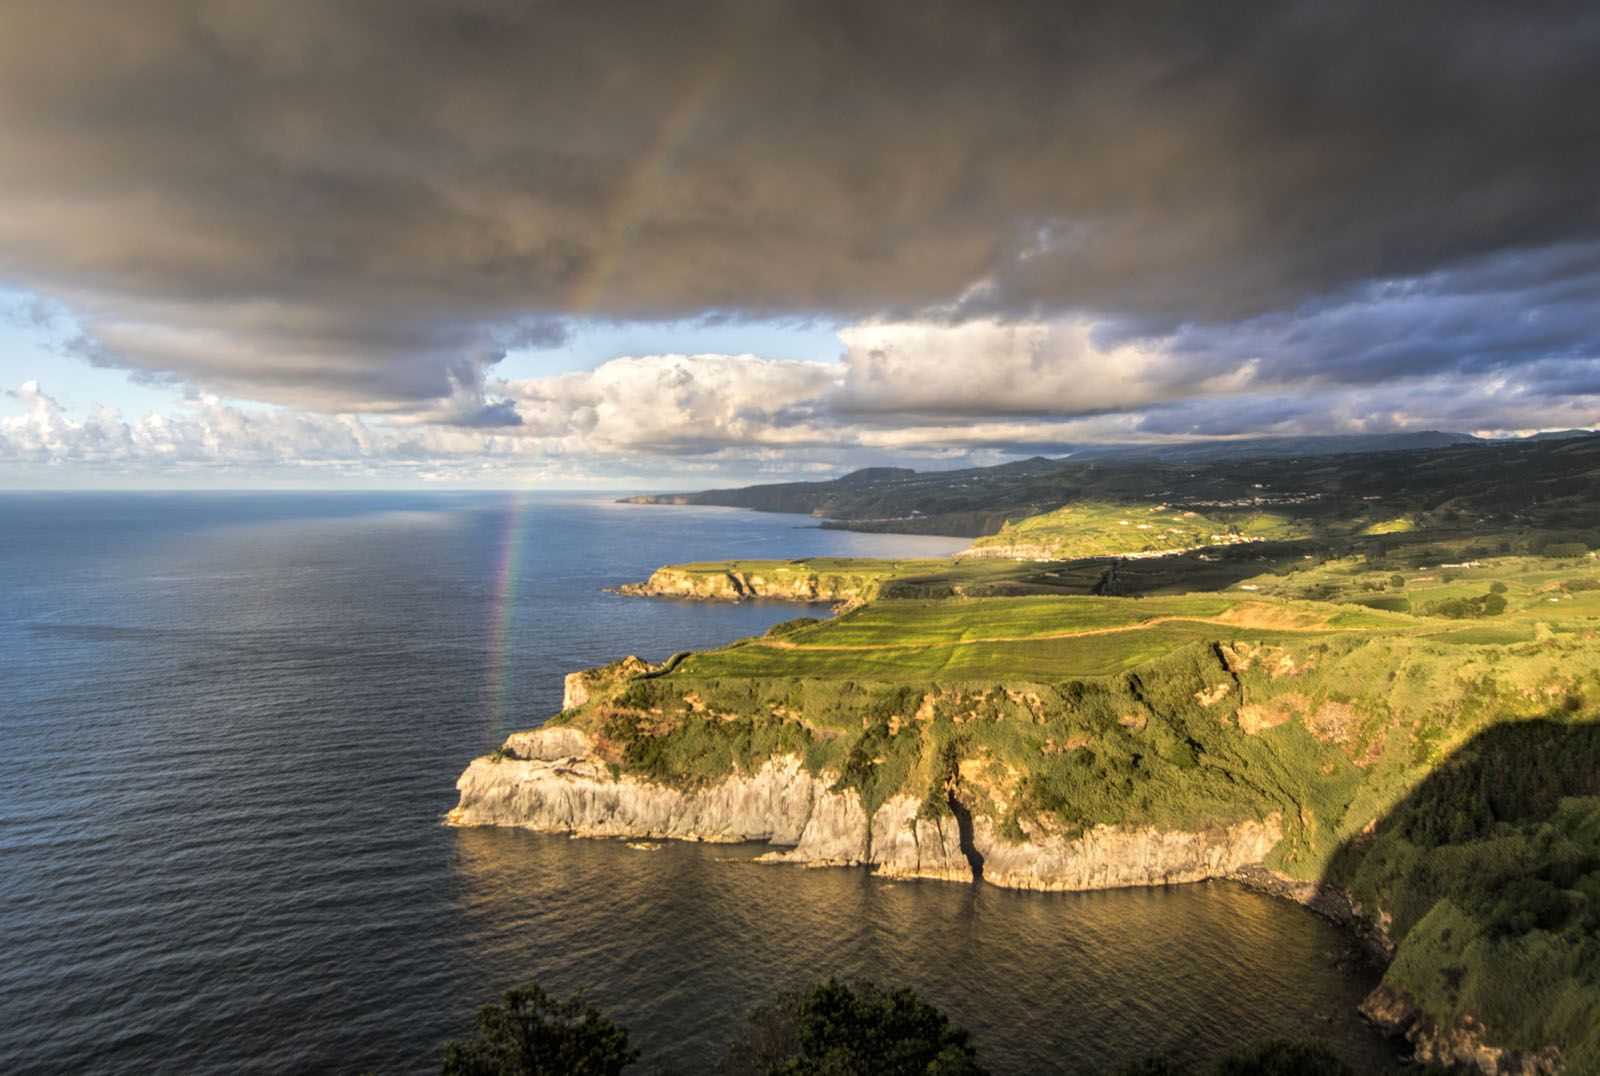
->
[1058,430,1478,463]
[622,430,1600,538]
[1521,428,1596,441]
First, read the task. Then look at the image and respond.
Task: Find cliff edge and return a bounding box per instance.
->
[449,726,1283,891]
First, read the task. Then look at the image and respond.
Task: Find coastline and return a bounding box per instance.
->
[449,688,1564,1075]
[456,519,1596,1075]
[448,726,1286,892]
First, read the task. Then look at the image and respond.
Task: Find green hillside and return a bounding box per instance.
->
[965,500,1297,559]
[585,438,1600,1069]
[579,543,1600,1069]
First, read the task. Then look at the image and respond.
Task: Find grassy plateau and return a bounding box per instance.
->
[559,435,1600,1069]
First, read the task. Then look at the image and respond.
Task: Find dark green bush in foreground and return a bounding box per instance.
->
[1114,1039,1352,1075]
[718,977,985,1075]
[440,985,638,1076]
[1210,1039,1353,1075]
[444,980,1373,1075]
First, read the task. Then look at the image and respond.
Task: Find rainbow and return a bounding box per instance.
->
[485,17,766,732]
[566,9,769,313]
[483,490,535,738]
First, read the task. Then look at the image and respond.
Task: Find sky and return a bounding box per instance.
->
[3,0,1600,488]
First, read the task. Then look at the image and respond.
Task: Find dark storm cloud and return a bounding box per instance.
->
[1,0,1599,415]
[1146,243,1600,388]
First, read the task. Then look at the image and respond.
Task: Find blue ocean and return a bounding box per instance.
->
[0,493,1397,1073]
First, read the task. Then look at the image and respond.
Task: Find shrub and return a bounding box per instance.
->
[441,985,638,1076]
[1114,1057,1191,1075]
[1210,1039,1352,1076]
[1111,1040,1355,1075]
[718,978,986,1075]
[1423,589,1509,619]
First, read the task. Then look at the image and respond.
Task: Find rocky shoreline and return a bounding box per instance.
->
[451,663,1567,1074]
[449,725,1284,891]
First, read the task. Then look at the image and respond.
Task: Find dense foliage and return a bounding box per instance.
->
[1114,1039,1353,1075]
[718,978,986,1075]
[444,981,1362,1075]
[440,986,638,1076]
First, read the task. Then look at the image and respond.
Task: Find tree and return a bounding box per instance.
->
[1210,1039,1352,1076]
[1114,1056,1191,1075]
[1112,1040,1358,1075]
[718,978,986,1075]
[441,985,639,1076]
[1389,574,1406,589]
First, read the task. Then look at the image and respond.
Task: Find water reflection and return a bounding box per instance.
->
[448,828,1398,1074]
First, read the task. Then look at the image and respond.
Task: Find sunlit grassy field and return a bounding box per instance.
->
[965,499,1298,559]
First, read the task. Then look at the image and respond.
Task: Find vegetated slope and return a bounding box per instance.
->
[541,547,1600,1071]
[620,432,1600,540]
[571,567,1600,850]
[573,440,1600,1071]
[961,500,1296,559]
[1329,720,1600,1071]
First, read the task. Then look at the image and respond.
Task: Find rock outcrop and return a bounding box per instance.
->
[452,733,828,844]
[561,655,662,710]
[449,726,1284,892]
[615,565,879,604]
[1360,983,1564,1076]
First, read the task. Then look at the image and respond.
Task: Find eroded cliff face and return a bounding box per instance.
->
[1360,983,1564,1076]
[615,566,878,604]
[451,740,827,844]
[449,726,1284,892]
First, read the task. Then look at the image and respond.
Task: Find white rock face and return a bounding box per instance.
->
[452,727,826,844]
[502,725,594,761]
[761,785,870,865]
[972,815,1282,891]
[449,727,1284,892]
[560,673,591,711]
